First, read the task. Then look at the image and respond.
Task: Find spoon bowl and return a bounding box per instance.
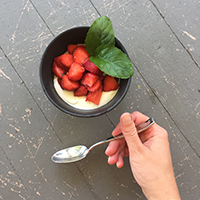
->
[52,145,88,163]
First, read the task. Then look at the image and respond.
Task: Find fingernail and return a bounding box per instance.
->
[122,113,132,124]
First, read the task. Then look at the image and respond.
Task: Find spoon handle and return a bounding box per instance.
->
[88,117,155,151]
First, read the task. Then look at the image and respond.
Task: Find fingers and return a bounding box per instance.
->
[130,111,149,126]
[112,122,122,137]
[106,141,127,168]
[112,111,150,137]
[106,111,154,168]
[120,112,143,154]
[116,151,125,168]
[105,140,121,156]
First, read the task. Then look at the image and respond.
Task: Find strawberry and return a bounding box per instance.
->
[54,56,66,69]
[103,75,119,91]
[67,44,78,54]
[57,78,63,88]
[60,53,73,68]
[81,73,99,87]
[86,86,102,105]
[52,61,65,78]
[73,46,90,65]
[87,79,102,92]
[68,62,85,81]
[61,75,79,91]
[74,85,88,96]
[84,60,103,76]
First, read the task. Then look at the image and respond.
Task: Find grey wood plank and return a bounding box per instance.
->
[151,0,200,68]
[0,49,96,199]
[0,147,29,200]
[90,0,200,199]
[31,0,100,36]
[0,0,123,199]
[91,0,200,155]
[107,70,200,200]
[1,0,200,199]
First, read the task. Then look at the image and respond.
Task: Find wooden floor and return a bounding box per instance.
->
[0,0,199,199]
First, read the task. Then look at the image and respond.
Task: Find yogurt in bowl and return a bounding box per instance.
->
[54,76,118,110]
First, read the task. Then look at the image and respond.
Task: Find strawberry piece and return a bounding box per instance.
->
[87,79,102,92]
[73,46,90,65]
[67,44,78,54]
[84,60,103,76]
[103,75,119,91]
[81,73,99,87]
[61,75,79,91]
[60,53,73,68]
[86,86,102,105]
[74,85,88,97]
[68,62,85,81]
[57,78,63,88]
[52,61,65,78]
[54,56,66,70]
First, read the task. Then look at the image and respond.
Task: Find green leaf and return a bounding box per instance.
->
[85,16,115,56]
[90,45,133,79]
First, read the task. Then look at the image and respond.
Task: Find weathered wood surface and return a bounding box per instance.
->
[0,0,199,199]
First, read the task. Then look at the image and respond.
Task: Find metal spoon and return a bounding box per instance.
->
[51,117,155,163]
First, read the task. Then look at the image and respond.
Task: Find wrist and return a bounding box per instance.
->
[142,176,181,200]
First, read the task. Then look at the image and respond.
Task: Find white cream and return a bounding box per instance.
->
[54,76,118,110]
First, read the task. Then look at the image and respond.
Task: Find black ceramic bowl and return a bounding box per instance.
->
[40,26,131,117]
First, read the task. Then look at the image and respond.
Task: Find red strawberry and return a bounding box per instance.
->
[68,62,85,81]
[87,79,102,92]
[52,61,65,78]
[54,56,66,69]
[73,46,90,65]
[103,75,119,91]
[84,60,103,76]
[57,78,63,88]
[61,75,79,91]
[81,73,99,87]
[74,85,88,96]
[60,53,73,68]
[67,44,78,54]
[86,86,102,105]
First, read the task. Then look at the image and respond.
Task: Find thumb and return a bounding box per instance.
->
[120,113,143,154]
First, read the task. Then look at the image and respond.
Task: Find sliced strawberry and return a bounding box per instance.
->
[84,60,103,76]
[52,61,65,78]
[86,86,102,105]
[74,85,88,97]
[67,44,78,54]
[81,73,99,87]
[68,62,85,81]
[103,75,119,91]
[54,56,66,69]
[73,46,90,65]
[87,79,102,92]
[57,78,63,89]
[60,53,73,68]
[61,75,79,91]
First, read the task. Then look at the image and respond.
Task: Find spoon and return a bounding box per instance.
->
[51,117,155,163]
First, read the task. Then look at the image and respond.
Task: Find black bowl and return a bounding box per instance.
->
[40,26,131,117]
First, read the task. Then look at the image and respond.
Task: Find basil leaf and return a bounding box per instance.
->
[85,16,115,56]
[90,45,133,79]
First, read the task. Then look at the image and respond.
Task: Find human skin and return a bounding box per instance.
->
[105,111,181,200]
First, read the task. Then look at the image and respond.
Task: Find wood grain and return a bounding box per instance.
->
[0,0,199,199]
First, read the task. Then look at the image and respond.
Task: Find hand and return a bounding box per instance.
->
[105,111,181,200]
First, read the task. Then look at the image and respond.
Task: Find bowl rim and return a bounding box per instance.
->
[40,26,132,117]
